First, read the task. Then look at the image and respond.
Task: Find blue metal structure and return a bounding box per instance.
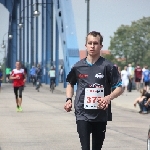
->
[0,0,79,87]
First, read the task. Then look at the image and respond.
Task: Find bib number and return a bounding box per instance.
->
[84,88,104,109]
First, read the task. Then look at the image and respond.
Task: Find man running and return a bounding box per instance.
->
[64,31,123,150]
[9,61,26,112]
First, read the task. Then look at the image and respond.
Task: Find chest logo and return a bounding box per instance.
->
[78,74,88,78]
[95,73,104,79]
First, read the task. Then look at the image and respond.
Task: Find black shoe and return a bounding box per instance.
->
[138,111,142,113]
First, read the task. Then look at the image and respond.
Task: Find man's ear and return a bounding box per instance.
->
[85,44,87,49]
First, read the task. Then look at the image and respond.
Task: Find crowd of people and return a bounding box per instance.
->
[119,63,150,114]
[120,64,150,94]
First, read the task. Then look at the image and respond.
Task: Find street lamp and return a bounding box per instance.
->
[33,2,54,17]
[85,0,90,34]
[33,3,40,17]
[1,40,7,83]
[1,32,13,48]
[33,10,40,17]
[1,41,5,48]
[18,22,23,29]
[8,34,13,39]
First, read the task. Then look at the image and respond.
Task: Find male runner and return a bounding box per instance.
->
[9,61,26,112]
[64,31,123,150]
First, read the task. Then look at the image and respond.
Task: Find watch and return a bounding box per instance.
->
[66,98,72,102]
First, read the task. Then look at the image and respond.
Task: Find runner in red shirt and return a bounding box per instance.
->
[134,65,142,91]
[9,61,26,112]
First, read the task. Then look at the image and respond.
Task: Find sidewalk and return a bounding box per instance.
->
[43,83,141,112]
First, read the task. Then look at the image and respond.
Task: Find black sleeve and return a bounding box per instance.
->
[24,68,27,74]
[145,93,150,99]
[66,67,77,85]
[107,65,122,89]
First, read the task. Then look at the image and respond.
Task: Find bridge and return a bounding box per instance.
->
[0,0,80,87]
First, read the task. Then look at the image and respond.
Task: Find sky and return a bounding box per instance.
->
[0,0,150,62]
[71,0,150,50]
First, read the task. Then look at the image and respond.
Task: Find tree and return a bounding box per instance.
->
[109,16,150,67]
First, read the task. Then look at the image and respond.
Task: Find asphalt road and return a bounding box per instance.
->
[0,84,149,150]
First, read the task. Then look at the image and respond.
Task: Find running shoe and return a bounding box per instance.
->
[16,107,20,112]
[19,106,23,112]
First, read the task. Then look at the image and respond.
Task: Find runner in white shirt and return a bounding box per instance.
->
[121,66,129,95]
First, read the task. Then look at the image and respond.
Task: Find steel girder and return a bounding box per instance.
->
[1,0,79,87]
[53,0,79,87]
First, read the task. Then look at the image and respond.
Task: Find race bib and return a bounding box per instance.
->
[84,88,104,109]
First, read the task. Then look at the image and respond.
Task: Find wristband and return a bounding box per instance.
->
[66,98,72,102]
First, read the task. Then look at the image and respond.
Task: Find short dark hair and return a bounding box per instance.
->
[86,31,103,45]
[16,60,21,64]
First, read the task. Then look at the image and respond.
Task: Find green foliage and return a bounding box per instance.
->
[103,54,116,63]
[109,16,150,68]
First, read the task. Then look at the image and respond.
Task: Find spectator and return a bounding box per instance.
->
[35,64,42,90]
[29,66,37,85]
[36,64,42,80]
[134,89,150,114]
[145,98,150,108]
[121,66,129,95]
[142,65,146,88]
[134,64,142,91]
[142,66,150,92]
[5,67,11,83]
[127,64,134,92]
[59,65,64,83]
[48,66,56,90]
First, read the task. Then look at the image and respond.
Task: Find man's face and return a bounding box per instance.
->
[16,62,21,69]
[85,35,103,56]
[124,66,127,70]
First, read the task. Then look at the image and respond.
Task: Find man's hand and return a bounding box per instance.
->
[97,95,111,110]
[23,79,26,83]
[15,76,20,79]
[134,103,136,107]
[64,100,72,112]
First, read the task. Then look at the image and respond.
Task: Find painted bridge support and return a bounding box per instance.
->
[0,0,79,87]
